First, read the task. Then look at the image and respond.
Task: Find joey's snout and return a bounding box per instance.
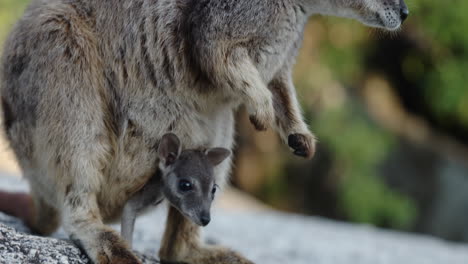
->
[200,212,211,226]
[178,202,213,227]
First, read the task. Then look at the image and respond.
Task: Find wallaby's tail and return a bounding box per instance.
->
[0,190,34,227]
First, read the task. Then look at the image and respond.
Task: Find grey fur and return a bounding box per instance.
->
[0,0,408,263]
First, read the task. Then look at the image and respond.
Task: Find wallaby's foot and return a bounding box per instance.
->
[95,231,142,264]
[63,192,140,264]
[288,132,316,159]
[161,246,254,264]
[71,227,141,264]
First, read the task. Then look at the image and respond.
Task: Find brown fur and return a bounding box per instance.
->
[0,0,407,263]
[160,206,253,264]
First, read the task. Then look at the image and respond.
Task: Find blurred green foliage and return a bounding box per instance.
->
[0,0,29,47]
[291,0,467,229]
[321,0,468,127]
[289,16,422,228]
[413,0,468,126]
[312,105,416,228]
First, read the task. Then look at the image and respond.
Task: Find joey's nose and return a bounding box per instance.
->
[400,7,409,22]
[200,215,211,226]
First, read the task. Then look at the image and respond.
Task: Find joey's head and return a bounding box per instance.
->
[309,0,409,31]
[157,133,231,227]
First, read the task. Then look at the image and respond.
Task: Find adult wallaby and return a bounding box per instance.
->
[0,0,408,263]
[121,133,230,248]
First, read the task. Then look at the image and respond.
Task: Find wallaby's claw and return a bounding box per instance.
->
[96,231,142,264]
[96,248,141,264]
[288,133,316,159]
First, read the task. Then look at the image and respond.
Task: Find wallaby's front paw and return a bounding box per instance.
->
[96,231,142,264]
[288,132,316,159]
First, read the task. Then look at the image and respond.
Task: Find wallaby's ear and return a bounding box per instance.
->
[205,148,231,166]
[158,133,181,166]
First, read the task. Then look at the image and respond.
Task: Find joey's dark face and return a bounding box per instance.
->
[162,151,218,227]
[157,133,231,226]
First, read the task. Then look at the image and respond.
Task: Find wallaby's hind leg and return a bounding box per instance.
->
[159,206,254,264]
[268,75,316,159]
[0,190,60,235]
[63,191,141,264]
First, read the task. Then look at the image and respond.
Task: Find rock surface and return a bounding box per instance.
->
[1,175,468,264]
[0,215,159,264]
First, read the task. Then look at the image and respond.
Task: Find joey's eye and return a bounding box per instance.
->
[179,180,193,192]
[211,185,218,198]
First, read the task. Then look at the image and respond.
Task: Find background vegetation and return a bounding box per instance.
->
[1,0,467,241]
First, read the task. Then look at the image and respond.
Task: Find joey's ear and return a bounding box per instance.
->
[205,148,231,166]
[158,133,181,166]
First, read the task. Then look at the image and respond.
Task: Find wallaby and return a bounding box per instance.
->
[0,0,408,263]
[121,133,230,247]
